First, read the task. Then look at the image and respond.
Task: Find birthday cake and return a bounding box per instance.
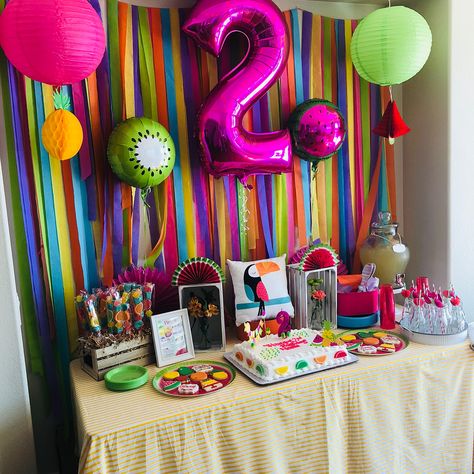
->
[231,327,350,382]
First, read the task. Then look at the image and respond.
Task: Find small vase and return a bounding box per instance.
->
[310,303,324,330]
[198,317,211,350]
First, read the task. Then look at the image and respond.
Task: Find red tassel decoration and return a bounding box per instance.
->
[373,100,410,140]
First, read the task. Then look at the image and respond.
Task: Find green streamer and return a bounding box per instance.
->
[0,55,43,375]
[107,0,122,125]
[360,77,371,199]
[237,182,248,261]
[138,7,158,121]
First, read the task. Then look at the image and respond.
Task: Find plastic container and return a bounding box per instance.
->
[337,312,379,329]
[337,289,379,316]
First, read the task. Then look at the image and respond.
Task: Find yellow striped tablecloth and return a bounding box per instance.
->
[72,339,474,473]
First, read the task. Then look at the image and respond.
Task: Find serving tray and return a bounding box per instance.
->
[223,351,358,386]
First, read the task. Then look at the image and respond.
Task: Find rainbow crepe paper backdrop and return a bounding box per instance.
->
[0,1,396,419]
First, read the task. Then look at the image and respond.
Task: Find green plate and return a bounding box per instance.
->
[104,365,149,391]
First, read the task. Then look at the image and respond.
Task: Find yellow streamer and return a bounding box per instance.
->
[124,5,135,118]
[43,85,78,352]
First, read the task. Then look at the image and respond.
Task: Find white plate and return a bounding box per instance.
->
[223,352,358,385]
[400,323,467,346]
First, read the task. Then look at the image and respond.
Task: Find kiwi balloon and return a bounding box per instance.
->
[107,117,175,190]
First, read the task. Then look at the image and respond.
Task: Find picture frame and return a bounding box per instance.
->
[178,283,226,352]
[150,309,195,367]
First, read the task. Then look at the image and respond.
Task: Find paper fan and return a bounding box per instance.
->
[172,257,225,286]
[298,244,339,271]
[289,239,322,264]
[114,266,179,313]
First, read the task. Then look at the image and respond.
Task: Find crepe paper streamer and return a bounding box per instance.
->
[172,257,225,286]
[353,140,384,273]
[6,62,63,418]
[351,6,432,86]
[0,8,397,433]
[1,61,44,376]
[0,0,105,86]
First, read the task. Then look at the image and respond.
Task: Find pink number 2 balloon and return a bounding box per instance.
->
[183,0,293,182]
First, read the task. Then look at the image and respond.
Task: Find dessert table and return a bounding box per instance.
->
[72,337,474,473]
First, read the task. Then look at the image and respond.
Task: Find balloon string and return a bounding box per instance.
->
[239,175,253,190]
[140,187,151,207]
[389,85,393,102]
[239,185,250,234]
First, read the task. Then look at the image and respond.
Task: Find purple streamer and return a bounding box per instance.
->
[112,180,123,276]
[132,6,144,117]
[132,190,140,265]
[81,82,97,220]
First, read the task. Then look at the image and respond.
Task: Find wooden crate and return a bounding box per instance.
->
[80,335,155,381]
[288,265,338,329]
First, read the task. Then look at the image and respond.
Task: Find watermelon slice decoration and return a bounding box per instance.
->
[172,257,225,286]
[298,244,339,271]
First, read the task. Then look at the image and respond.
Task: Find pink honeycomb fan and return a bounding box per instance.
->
[298,244,339,271]
[172,257,225,286]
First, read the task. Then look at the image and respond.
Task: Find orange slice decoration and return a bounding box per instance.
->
[314,355,327,364]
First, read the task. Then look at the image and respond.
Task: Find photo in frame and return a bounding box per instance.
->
[178,283,226,351]
[150,309,195,367]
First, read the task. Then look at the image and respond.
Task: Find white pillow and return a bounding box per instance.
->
[227,255,294,326]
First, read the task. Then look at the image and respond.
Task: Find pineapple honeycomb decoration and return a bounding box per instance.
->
[41,91,83,161]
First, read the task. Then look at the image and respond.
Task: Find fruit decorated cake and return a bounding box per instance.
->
[231,327,350,382]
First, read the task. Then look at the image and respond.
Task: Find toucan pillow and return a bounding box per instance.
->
[227,255,294,326]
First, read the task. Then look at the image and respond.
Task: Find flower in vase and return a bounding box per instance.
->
[311,289,326,301]
[204,303,219,318]
[187,296,204,318]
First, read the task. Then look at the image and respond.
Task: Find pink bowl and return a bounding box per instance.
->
[337,289,379,316]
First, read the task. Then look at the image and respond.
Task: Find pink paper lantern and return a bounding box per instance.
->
[0,0,106,86]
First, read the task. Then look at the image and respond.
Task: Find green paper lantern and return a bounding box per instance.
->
[107,117,175,192]
[351,6,432,86]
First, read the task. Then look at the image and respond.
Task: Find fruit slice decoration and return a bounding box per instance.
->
[172,257,225,286]
[298,244,339,271]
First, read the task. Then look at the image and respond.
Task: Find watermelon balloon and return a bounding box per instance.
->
[298,244,339,271]
[107,117,175,191]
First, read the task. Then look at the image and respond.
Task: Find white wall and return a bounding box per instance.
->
[402,0,450,289]
[0,161,36,473]
[449,0,474,316]
[403,0,474,318]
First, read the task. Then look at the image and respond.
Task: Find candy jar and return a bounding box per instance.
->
[360,211,410,287]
